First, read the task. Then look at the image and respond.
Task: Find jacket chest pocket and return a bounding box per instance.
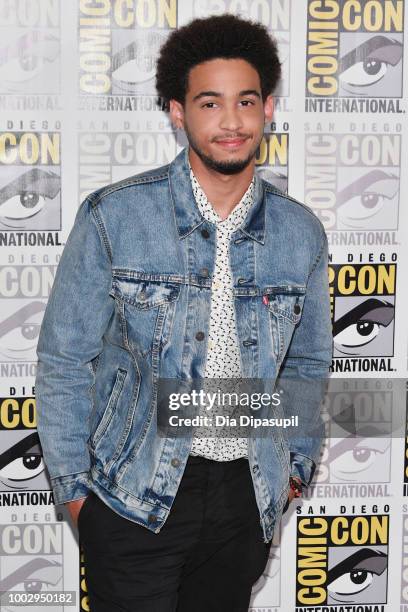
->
[263,286,306,364]
[110,275,181,359]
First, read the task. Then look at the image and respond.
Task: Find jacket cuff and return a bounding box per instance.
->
[50,471,92,505]
[290,452,316,488]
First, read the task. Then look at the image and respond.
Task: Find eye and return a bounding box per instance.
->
[331,446,383,478]
[328,569,373,596]
[0,192,46,220]
[337,174,399,229]
[0,453,44,481]
[333,299,394,354]
[0,301,45,362]
[112,33,165,86]
[340,60,388,87]
[0,169,60,221]
[334,320,380,348]
[0,31,59,90]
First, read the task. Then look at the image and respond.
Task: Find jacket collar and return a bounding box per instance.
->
[168,146,266,244]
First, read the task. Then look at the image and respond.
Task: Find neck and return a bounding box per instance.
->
[188,147,254,220]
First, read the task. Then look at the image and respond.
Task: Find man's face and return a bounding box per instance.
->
[169,58,274,175]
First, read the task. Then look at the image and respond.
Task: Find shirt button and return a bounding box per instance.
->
[294,304,301,314]
[171,457,180,467]
[195,331,205,341]
[201,229,210,239]
[148,513,157,523]
[200,267,209,277]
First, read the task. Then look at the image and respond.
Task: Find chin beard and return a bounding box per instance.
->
[185,126,258,175]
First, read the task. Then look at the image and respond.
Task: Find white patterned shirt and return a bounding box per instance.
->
[189,162,254,461]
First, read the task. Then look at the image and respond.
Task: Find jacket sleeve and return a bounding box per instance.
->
[276,226,333,489]
[35,196,114,505]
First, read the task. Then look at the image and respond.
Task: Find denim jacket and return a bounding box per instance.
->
[35,146,333,543]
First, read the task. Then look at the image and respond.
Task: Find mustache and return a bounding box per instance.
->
[212,135,250,141]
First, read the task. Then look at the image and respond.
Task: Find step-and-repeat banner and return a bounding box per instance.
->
[0,1,407,610]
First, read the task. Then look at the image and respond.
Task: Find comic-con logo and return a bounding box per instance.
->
[0,397,49,495]
[79,0,177,102]
[329,262,396,359]
[306,0,403,112]
[0,131,61,232]
[296,514,389,608]
[304,131,400,231]
[0,0,60,96]
[256,128,289,193]
[0,521,63,612]
[190,0,291,99]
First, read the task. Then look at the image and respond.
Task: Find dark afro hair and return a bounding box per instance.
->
[155,14,281,107]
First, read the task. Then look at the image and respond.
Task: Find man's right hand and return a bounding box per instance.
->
[66,496,88,528]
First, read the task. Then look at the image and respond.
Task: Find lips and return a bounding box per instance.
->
[214,137,248,148]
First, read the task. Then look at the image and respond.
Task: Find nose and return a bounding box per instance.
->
[219,104,243,132]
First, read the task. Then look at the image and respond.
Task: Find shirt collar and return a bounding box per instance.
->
[188,160,254,230]
[168,147,266,244]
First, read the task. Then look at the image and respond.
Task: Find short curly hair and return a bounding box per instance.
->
[155,14,281,107]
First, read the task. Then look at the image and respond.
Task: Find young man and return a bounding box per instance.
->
[35,14,332,612]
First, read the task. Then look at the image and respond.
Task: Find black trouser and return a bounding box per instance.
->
[78,454,272,611]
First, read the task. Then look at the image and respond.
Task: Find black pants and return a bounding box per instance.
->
[78,454,272,611]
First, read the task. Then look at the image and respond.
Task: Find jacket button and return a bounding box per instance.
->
[201,229,210,239]
[294,304,301,314]
[171,457,180,467]
[148,513,157,523]
[195,331,205,341]
[200,267,209,277]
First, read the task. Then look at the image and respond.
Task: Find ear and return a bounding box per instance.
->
[263,94,274,123]
[169,99,185,130]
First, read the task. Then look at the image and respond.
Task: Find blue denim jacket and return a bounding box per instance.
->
[35,146,333,543]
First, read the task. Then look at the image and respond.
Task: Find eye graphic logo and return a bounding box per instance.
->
[0,21,60,95]
[328,264,396,358]
[256,132,289,194]
[0,168,61,231]
[0,300,46,363]
[0,429,48,494]
[338,33,403,98]
[296,514,389,607]
[306,0,403,101]
[326,546,388,605]
[304,133,401,231]
[111,30,168,95]
[319,433,391,485]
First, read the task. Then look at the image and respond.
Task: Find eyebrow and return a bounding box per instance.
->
[192,89,261,102]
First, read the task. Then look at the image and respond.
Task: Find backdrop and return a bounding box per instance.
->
[0,1,407,610]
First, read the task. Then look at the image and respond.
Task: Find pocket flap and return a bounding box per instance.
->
[110,276,181,310]
[263,286,306,324]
